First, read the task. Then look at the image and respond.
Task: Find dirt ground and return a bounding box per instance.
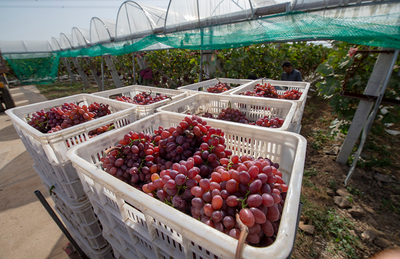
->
[292,89,400,259]
[0,85,71,259]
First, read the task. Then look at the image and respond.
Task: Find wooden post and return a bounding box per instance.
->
[61,58,77,83]
[84,57,102,91]
[104,55,123,88]
[71,57,90,91]
[336,50,397,164]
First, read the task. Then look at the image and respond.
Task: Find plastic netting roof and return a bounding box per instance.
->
[1,0,400,84]
[1,0,399,55]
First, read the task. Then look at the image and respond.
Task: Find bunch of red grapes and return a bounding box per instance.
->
[216,107,249,124]
[240,83,302,100]
[207,82,231,93]
[240,83,279,98]
[279,89,302,100]
[28,102,111,133]
[116,92,169,105]
[203,112,214,118]
[250,116,284,128]
[202,108,283,129]
[66,124,114,148]
[101,115,288,247]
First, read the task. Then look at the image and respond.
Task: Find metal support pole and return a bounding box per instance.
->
[199,50,203,82]
[101,56,104,92]
[104,55,123,88]
[85,57,102,91]
[344,49,399,185]
[71,57,90,92]
[133,53,136,85]
[336,49,397,164]
[61,58,77,84]
[34,190,88,259]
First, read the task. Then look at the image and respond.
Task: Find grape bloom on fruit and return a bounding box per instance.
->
[27,102,112,134]
[100,115,289,248]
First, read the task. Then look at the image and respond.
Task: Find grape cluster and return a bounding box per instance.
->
[240,83,302,100]
[207,82,231,93]
[216,108,249,124]
[188,155,286,245]
[27,102,111,133]
[240,83,279,98]
[279,89,302,100]
[116,92,169,105]
[202,109,283,129]
[202,112,214,118]
[101,116,288,247]
[250,117,284,128]
[88,124,115,137]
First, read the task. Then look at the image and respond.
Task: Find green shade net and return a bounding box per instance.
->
[4,53,60,85]
[4,4,400,84]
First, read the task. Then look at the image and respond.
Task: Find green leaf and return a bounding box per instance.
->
[49,185,55,195]
[316,63,334,76]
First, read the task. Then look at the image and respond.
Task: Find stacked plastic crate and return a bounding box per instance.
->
[92,85,187,119]
[157,92,298,132]
[230,79,311,133]
[5,94,137,259]
[66,112,307,259]
[177,78,252,96]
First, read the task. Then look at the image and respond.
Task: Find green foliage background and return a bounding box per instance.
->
[315,41,400,134]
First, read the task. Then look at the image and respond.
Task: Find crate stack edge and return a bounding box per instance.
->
[92,85,187,119]
[230,79,311,134]
[157,92,298,132]
[177,78,253,96]
[5,93,138,257]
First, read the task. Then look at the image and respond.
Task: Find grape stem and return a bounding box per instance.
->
[235,212,249,259]
[240,190,251,209]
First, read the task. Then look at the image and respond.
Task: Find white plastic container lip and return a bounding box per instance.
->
[66,112,307,259]
[5,94,136,142]
[92,84,186,102]
[157,92,297,132]
[178,78,253,95]
[229,79,310,101]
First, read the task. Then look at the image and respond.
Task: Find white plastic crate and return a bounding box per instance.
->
[66,112,306,259]
[33,151,87,203]
[51,187,108,250]
[157,93,297,132]
[92,85,187,119]
[54,206,114,259]
[34,163,110,253]
[178,78,252,95]
[5,93,137,165]
[230,79,310,133]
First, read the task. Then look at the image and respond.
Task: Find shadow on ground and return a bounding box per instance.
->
[0,124,21,141]
[0,150,50,211]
